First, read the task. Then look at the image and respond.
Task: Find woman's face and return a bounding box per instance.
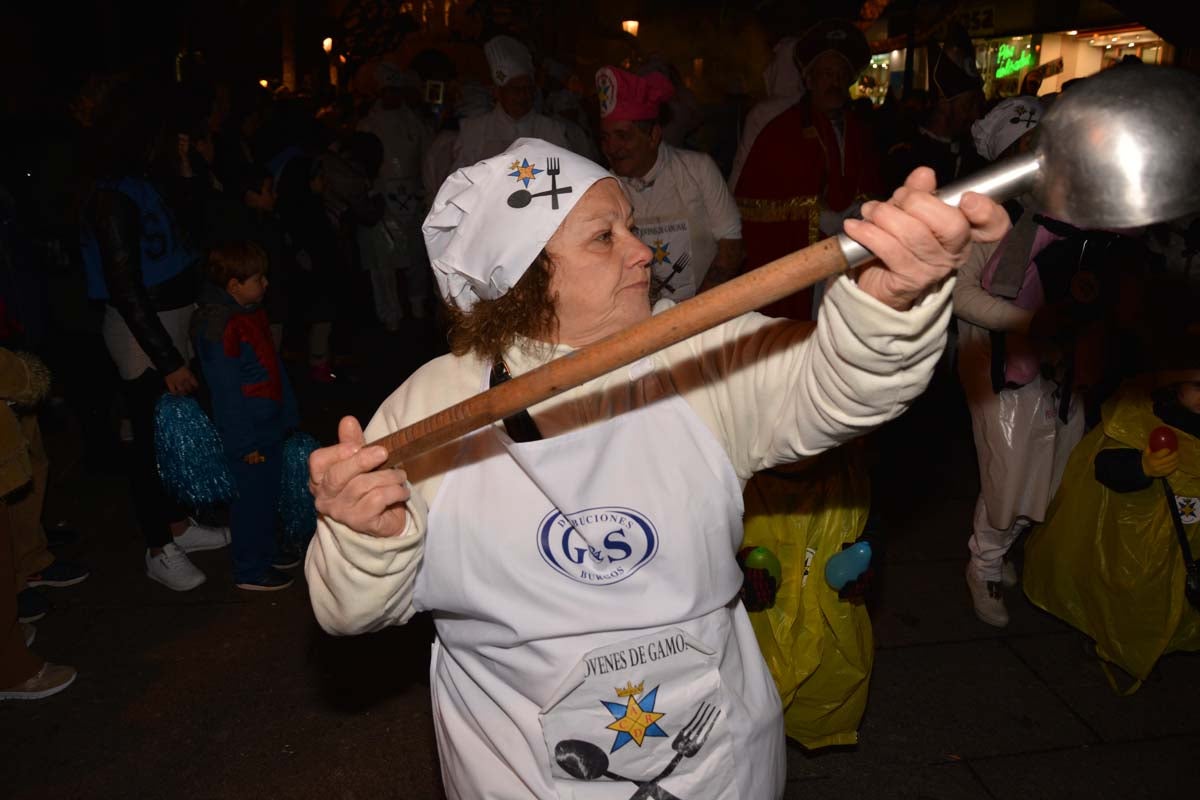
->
[545,179,652,347]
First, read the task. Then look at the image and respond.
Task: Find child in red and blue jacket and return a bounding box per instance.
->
[191,241,298,591]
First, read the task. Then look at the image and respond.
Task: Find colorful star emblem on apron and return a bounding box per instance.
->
[602,682,668,752]
[651,239,672,265]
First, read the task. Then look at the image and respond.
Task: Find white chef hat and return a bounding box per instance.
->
[971,96,1045,162]
[484,35,534,87]
[423,138,612,311]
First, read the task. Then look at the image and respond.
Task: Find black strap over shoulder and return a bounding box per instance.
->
[489,360,544,444]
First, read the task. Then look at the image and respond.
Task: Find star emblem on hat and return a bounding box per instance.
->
[508,158,543,188]
[596,70,616,117]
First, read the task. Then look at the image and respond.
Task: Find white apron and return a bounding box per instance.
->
[639,217,696,303]
[358,104,429,269]
[414,361,785,799]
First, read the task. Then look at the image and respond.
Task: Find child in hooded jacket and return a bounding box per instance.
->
[191,241,299,590]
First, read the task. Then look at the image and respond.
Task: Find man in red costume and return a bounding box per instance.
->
[734,19,884,320]
[732,22,886,751]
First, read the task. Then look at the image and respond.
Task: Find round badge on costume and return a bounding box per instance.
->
[1177,496,1200,525]
[596,68,618,118]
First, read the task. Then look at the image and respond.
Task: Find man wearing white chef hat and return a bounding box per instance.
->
[451,35,573,171]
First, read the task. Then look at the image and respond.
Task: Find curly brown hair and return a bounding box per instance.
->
[445,251,559,362]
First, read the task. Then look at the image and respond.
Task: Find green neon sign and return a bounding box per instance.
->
[996,43,1036,79]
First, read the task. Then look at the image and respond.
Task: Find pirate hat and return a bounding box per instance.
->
[793,19,870,79]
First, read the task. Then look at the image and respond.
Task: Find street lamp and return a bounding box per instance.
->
[621,20,639,37]
[322,38,337,88]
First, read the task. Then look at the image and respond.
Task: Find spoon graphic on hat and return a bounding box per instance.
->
[508,156,571,210]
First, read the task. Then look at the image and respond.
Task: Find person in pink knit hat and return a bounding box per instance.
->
[597,65,743,302]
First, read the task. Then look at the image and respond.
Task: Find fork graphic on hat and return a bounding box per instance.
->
[507,156,573,210]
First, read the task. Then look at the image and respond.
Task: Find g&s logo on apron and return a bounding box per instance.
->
[538,506,658,586]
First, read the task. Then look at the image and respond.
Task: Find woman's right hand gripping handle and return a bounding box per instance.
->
[309,416,411,538]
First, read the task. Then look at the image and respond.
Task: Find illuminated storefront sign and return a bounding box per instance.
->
[995,42,1035,78]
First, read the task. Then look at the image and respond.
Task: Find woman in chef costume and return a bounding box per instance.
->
[304,138,1007,798]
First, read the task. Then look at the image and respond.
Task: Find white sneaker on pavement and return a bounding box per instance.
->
[0,662,77,701]
[146,543,206,591]
[966,564,1010,627]
[173,519,230,553]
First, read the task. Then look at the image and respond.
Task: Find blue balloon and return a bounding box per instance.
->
[825,541,873,591]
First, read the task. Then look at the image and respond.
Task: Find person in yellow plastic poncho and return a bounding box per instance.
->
[1023,335,1200,692]
[737,442,874,749]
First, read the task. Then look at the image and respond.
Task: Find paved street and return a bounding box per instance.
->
[4,323,1197,799]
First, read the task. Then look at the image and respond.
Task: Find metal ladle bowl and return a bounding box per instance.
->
[1036,65,1200,228]
[840,65,1200,265]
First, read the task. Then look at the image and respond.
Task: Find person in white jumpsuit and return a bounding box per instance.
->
[452,35,572,171]
[956,97,1085,627]
[356,63,434,326]
[305,139,1009,798]
[596,66,743,302]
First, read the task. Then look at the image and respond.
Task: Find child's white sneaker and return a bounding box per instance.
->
[966,564,1010,627]
[146,543,206,591]
[173,519,230,553]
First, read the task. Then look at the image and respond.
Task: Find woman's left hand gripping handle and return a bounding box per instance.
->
[309,416,411,538]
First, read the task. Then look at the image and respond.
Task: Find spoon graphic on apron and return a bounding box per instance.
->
[553,740,682,797]
[554,739,642,784]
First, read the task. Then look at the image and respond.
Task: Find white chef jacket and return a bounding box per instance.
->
[452,106,572,171]
[615,144,742,301]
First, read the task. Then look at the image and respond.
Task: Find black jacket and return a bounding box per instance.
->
[84,188,199,376]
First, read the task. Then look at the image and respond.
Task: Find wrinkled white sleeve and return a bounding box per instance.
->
[675,273,955,480]
[304,404,427,635]
[692,151,742,241]
[305,357,475,635]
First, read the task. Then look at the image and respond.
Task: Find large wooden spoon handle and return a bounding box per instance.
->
[371,236,850,468]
